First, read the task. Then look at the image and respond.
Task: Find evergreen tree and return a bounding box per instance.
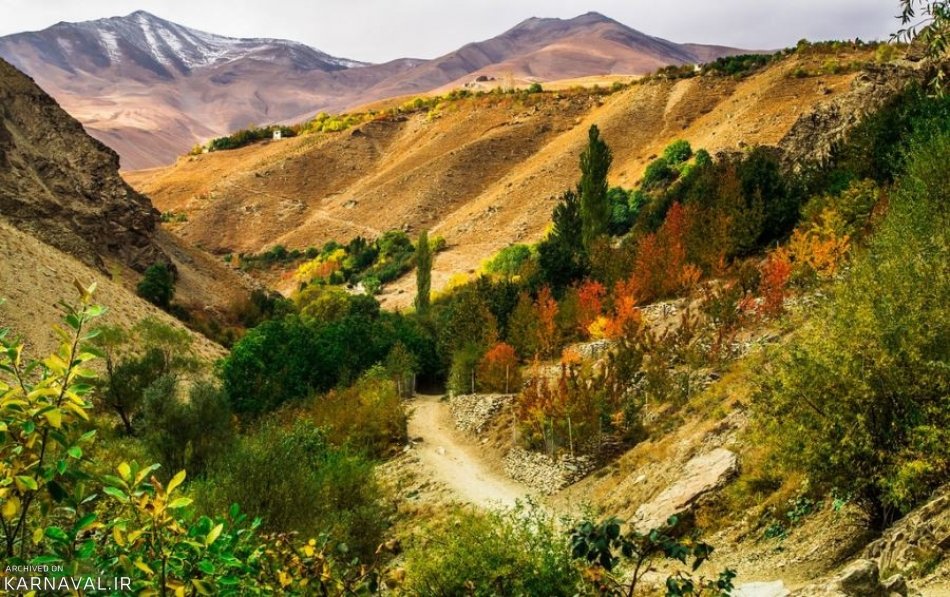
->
[578,125,613,252]
[415,230,432,314]
[539,190,587,292]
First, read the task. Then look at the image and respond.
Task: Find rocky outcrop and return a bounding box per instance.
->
[633,448,738,532]
[503,447,595,495]
[790,559,908,597]
[864,484,950,579]
[779,62,928,167]
[0,58,167,273]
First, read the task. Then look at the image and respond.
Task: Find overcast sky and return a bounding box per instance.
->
[0,0,900,63]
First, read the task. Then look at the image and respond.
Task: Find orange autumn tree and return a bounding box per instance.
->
[601,277,643,340]
[628,202,699,302]
[478,342,521,394]
[535,286,560,358]
[576,280,606,337]
[789,208,851,282]
[758,248,793,317]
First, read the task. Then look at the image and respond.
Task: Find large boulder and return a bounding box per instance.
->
[633,448,738,532]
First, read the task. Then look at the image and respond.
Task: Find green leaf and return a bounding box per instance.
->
[16,476,38,491]
[102,487,128,502]
[168,497,193,510]
[73,513,96,533]
[30,555,63,566]
[44,527,69,542]
[205,523,224,546]
[67,446,82,459]
[191,579,213,595]
[167,470,186,495]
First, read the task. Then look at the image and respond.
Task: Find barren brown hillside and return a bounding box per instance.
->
[0,219,224,361]
[127,51,875,307]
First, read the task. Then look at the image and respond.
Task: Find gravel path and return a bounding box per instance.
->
[407,394,533,508]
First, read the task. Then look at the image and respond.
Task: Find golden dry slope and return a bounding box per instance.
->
[0,219,226,361]
[127,51,867,307]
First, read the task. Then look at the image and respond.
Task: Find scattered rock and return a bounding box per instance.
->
[633,448,738,532]
[836,560,881,596]
[503,447,594,494]
[881,574,907,596]
[790,559,905,596]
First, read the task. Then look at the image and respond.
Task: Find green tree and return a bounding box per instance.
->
[415,230,433,314]
[94,317,197,435]
[136,263,175,309]
[579,125,613,252]
[485,244,534,279]
[140,378,235,476]
[385,341,418,397]
[539,190,587,292]
[570,516,736,596]
[663,139,694,164]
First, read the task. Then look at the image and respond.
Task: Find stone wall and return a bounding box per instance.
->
[448,394,515,434]
[503,448,595,495]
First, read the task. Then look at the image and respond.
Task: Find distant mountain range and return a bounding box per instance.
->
[0,11,752,169]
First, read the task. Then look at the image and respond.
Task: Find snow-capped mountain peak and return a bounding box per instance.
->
[9,10,366,78]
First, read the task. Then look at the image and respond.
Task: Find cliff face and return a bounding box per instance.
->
[0,57,167,272]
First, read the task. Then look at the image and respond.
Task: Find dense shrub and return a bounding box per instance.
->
[302,367,408,458]
[403,502,583,596]
[663,139,693,164]
[208,125,296,151]
[136,263,175,309]
[221,304,438,415]
[756,128,950,526]
[194,421,389,562]
[94,318,198,434]
[485,244,534,279]
[140,378,235,477]
[0,291,370,593]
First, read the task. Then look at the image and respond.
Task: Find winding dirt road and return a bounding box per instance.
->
[407,395,534,508]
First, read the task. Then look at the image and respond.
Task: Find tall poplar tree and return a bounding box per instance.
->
[579,125,613,252]
[414,230,432,314]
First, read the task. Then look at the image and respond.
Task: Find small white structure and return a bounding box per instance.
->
[272,129,283,140]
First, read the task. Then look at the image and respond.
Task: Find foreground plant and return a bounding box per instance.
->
[570,516,736,596]
[0,285,379,594]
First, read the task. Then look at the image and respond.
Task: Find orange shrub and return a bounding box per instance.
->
[478,342,522,393]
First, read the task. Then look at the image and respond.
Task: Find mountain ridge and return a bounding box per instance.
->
[0,11,753,169]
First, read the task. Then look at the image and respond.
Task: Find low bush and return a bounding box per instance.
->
[403,502,583,596]
[140,377,235,477]
[302,367,408,458]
